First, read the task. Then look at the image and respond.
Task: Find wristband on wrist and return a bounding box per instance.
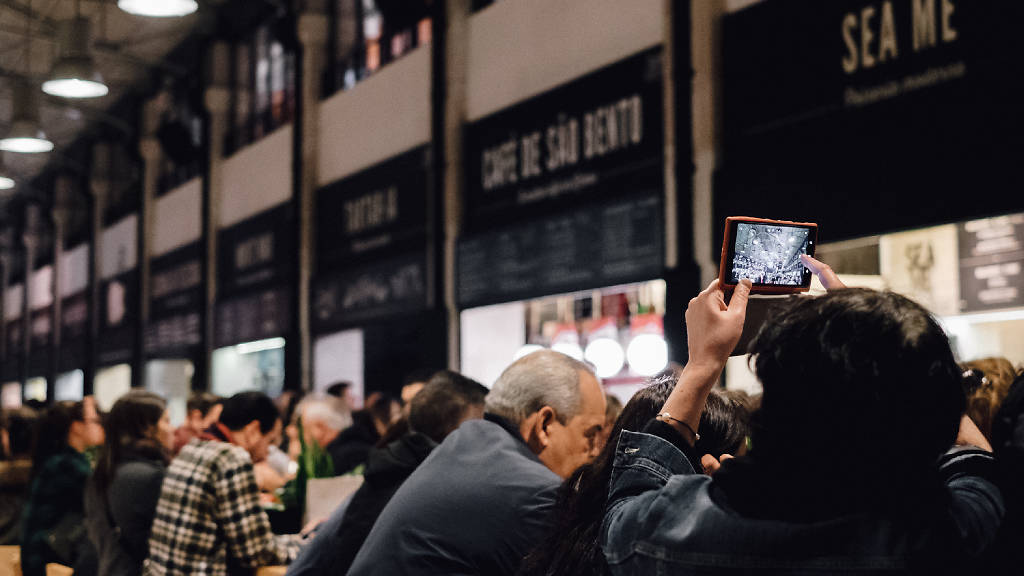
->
[658,412,700,443]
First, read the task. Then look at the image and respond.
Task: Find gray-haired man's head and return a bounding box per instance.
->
[302,398,352,449]
[485,350,606,479]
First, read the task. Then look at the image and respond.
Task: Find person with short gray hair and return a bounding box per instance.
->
[348,350,606,576]
[300,397,353,475]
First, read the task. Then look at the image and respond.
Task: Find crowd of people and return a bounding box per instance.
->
[0,255,1021,575]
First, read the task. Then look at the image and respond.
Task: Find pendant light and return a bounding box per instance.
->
[0,81,54,154]
[1,1,54,153]
[42,0,108,99]
[118,0,198,18]
[0,161,14,190]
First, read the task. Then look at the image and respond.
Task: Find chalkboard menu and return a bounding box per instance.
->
[98,270,139,366]
[6,321,21,360]
[217,204,294,296]
[313,252,428,332]
[958,213,1024,312]
[215,286,290,348]
[146,243,203,357]
[316,146,430,272]
[721,1,1024,244]
[313,146,434,331]
[60,292,89,372]
[458,193,663,308]
[464,48,663,230]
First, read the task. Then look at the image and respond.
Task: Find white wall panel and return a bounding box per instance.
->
[29,266,53,310]
[220,125,294,228]
[318,46,432,186]
[59,244,90,298]
[5,284,23,320]
[467,0,663,121]
[101,215,139,280]
[154,178,203,256]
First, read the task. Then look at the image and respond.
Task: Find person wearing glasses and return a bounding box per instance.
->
[21,398,106,576]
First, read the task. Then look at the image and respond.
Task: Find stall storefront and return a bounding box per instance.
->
[213,204,293,398]
[3,282,24,403]
[96,214,140,411]
[27,264,54,399]
[458,47,669,399]
[720,0,1024,390]
[313,146,443,402]
[57,243,91,403]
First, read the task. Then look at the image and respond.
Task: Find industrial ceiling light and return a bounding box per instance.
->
[118,0,198,18]
[42,18,109,99]
[0,82,54,154]
[0,176,13,191]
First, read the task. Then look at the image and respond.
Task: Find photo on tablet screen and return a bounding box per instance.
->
[729,223,811,286]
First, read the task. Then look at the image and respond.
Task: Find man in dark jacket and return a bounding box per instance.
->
[286,370,487,576]
[347,351,607,576]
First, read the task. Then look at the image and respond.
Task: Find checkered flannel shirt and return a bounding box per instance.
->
[143,438,303,576]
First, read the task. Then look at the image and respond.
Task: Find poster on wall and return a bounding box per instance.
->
[146,243,203,357]
[879,224,959,316]
[958,213,1024,312]
[464,47,663,230]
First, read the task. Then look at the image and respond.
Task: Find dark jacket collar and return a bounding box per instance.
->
[484,413,528,447]
[364,431,438,484]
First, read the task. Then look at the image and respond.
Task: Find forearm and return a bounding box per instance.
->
[658,362,723,445]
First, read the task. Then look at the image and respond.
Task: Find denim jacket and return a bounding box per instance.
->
[601,426,1004,575]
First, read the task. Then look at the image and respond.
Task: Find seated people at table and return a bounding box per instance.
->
[145,391,306,576]
[21,399,105,576]
[84,391,174,576]
[348,350,607,576]
[172,392,221,455]
[287,370,487,576]
[602,261,1004,574]
[0,407,38,545]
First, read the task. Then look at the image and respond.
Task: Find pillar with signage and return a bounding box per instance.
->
[458,48,669,397]
[212,205,294,398]
[96,214,139,409]
[312,146,443,403]
[2,281,24,405]
[26,263,54,397]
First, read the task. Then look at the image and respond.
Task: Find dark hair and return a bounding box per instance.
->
[92,391,167,499]
[31,401,85,478]
[325,382,351,398]
[695,389,752,458]
[366,393,397,425]
[219,391,280,434]
[408,370,488,443]
[747,289,964,501]
[2,407,39,458]
[518,373,677,576]
[187,392,221,416]
[403,368,437,388]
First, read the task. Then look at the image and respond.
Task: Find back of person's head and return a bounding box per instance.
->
[325,382,351,398]
[2,407,38,459]
[219,391,279,434]
[518,373,676,576]
[962,357,1019,442]
[31,401,84,476]
[696,389,753,458]
[93,391,168,497]
[187,392,221,416]
[486,350,593,426]
[408,370,488,443]
[748,289,964,486]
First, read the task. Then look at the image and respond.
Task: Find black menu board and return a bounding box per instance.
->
[958,213,1024,312]
[98,270,139,366]
[146,243,203,357]
[60,292,89,372]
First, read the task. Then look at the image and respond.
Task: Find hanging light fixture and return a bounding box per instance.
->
[0,81,54,154]
[42,13,109,99]
[118,0,198,18]
[2,0,54,154]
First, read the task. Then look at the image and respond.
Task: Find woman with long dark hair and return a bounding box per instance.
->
[83,391,173,576]
[21,399,105,576]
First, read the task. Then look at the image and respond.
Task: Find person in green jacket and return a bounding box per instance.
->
[20,398,105,576]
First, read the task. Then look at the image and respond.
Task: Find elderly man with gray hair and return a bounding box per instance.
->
[348,350,606,576]
[299,397,353,475]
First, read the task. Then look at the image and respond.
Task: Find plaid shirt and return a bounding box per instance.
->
[143,436,302,576]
